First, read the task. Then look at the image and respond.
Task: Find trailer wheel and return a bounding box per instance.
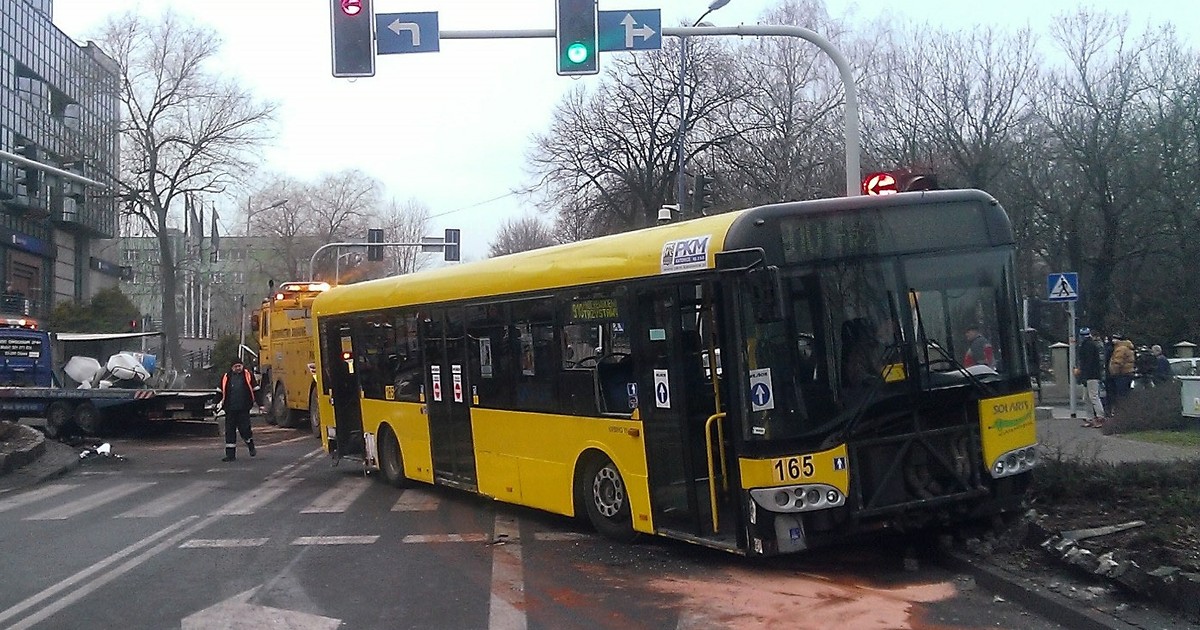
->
[45,401,73,439]
[74,402,102,435]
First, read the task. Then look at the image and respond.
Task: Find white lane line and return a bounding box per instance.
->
[489,514,526,630]
[0,484,78,514]
[291,535,379,545]
[390,488,439,511]
[401,533,490,543]
[23,482,157,521]
[0,516,200,627]
[117,481,216,518]
[0,448,327,629]
[180,538,270,548]
[532,532,590,541]
[210,477,302,515]
[300,476,371,513]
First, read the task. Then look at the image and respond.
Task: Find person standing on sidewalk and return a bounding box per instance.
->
[1076,328,1106,427]
[1106,334,1136,413]
[219,359,259,461]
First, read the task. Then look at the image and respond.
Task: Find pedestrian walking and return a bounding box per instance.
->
[1152,344,1173,384]
[1076,328,1107,427]
[219,358,259,461]
[1107,334,1136,413]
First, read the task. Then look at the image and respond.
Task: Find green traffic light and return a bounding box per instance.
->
[566,42,590,64]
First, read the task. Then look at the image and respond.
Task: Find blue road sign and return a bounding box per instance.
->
[376,12,439,55]
[599,10,661,52]
[1047,272,1079,302]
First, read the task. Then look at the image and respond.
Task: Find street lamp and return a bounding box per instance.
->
[245,197,288,235]
[675,0,731,218]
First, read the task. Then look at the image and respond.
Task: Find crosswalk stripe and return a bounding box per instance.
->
[301,476,371,513]
[391,488,439,511]
[0,484,78,514]
[116,482,216,518]
[23,482,156,521]
[291,535,379,545]
[489,514,526,630]
[401,533,489,543]
[210,477,302,515]
[179,538,269,548]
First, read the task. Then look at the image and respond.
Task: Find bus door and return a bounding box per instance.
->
[321,321,364,460]
[635,280,734,544]
[422,308,478,490]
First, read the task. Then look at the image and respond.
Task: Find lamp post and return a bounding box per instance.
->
[245,197,288,235]
[675,0,730,219]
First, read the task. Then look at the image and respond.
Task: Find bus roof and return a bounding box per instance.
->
[311,209,748,318]
[310,190,1007,318]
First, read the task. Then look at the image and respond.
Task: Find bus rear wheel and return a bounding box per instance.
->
[378,426,406,488]
[308,388,320,438]
[580,455,637,542]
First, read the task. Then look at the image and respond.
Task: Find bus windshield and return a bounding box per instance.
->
[737,248,1023,442]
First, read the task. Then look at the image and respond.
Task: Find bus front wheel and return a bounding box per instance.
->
[378,426,407,488]
[580,456,637,542]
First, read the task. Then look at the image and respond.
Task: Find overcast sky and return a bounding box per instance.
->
[50,0,1196,262]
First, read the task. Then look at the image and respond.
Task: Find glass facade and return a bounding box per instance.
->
[0,0,120,315]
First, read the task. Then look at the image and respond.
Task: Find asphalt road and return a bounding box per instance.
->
[0,422,1078,630]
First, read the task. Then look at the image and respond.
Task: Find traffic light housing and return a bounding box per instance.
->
[14,144,39,195]
[555,0,598,76]
[692,173,714,214]
[367,228,384,261]
[444,228,460,262]
[330,0,375,78]
[862,169,938,195]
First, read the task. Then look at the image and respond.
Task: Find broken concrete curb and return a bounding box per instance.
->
[0,422,45,474]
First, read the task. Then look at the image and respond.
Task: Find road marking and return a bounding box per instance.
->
[0,483,78,514]
[182,586,340,629]
[0,515,201,628]
[489,514,526,630]
[180,538,270,548]
[391,488,439,511]
[532,531,590,541]
[291,535,379,545]
[401,533,490,543]
[23,482,156,520]
[117,481,216,518]
[0,448,326,629]
[210,477,302,515]
[301,476,371,513]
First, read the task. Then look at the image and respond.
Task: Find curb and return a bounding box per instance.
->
[938,551,1136,630]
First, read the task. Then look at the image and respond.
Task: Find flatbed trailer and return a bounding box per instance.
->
[0,385,220,437]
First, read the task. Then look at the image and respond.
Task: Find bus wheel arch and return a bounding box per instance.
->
[575,450,638,542]
[377,423,407,488]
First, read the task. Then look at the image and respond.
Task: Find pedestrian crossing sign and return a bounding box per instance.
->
[1046,272,1079,302]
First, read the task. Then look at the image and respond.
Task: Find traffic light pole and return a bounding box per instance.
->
[433,24,861,196]
[308,240,455,281]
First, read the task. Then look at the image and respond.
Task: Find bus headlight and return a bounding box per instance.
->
[990,443,1039,479]
[750,483,845,514]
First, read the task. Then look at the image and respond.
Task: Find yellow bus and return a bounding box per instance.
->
[254,280,330,434]
[310,190,1038,556]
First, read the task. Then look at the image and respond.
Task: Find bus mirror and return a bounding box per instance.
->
[749,266,785,323]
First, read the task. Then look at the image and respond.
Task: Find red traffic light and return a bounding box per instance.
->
[862,172,898,196]
[341,0,362,16]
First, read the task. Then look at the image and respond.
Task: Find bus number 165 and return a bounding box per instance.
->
[773,455,815,481]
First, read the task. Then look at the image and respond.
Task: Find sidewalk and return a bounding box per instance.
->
[1036,404,1200,464]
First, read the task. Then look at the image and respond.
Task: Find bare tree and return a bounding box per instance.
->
[378,198,433,277]
[489,215,557,257]
[96,9,276,368]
